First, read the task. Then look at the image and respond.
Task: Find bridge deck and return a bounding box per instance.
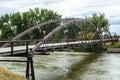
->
[0,39,117,54]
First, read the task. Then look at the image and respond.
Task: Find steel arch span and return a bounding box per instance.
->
[2,18,96,47]
[28,19,98,55]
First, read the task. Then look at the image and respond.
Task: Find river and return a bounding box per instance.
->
[0,52,120,80]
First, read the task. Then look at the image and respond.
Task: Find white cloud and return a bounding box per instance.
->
[0,0,120,35]
[110,25,120,35]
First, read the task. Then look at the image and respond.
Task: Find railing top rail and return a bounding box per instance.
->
[0,39,43,43]
[0,37,118,43]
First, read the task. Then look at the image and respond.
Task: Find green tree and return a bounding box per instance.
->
[89,13,109,30]
[0,14,15,40]
[76,13,109,40]
[0,8,61,40]
[88,13,109,39]
[1,25,14,40]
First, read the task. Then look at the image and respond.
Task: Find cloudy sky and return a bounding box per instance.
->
[0,0,120,35]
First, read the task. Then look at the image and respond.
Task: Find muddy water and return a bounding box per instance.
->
[0,52,120,80]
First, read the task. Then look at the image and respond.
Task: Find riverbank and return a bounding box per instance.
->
[106,38,120,53]
[0,67,26,80]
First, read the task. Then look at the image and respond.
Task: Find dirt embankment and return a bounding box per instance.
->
[0,67,27,80]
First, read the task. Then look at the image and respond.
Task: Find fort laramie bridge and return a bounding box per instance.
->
[0,18,118,80]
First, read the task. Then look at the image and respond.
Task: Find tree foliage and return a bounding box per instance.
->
[76,13,109,40]
[0,8,61,40]
[0,9,109,42]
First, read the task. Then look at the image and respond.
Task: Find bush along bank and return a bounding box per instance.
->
[72,44,106,53]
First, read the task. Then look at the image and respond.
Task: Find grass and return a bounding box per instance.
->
[0,67,27,80]
[104,38,120,48]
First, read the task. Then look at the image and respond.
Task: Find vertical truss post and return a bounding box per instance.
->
[26,41,29,56]
[43,40,46,54]
[52,39,54,52]
[11,42,13,55]
[61,39,63,50]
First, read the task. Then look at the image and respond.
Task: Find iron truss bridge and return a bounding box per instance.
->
[0,18,118,80]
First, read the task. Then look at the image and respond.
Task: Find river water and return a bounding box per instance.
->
[0,52,120,80]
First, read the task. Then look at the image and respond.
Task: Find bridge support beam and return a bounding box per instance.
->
[26,42,35,80]
[26,54,35,80]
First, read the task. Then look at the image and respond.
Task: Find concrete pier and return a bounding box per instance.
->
[107,48,120,53]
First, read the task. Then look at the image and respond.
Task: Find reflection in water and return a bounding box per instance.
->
[0,52,120,80]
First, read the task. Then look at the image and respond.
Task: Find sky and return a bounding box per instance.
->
[0,0,120,35]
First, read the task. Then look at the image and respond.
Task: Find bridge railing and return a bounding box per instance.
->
[0,37,118,55]
[0,39,76,54]
[0,40,37,80]
[0,39,42,55]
